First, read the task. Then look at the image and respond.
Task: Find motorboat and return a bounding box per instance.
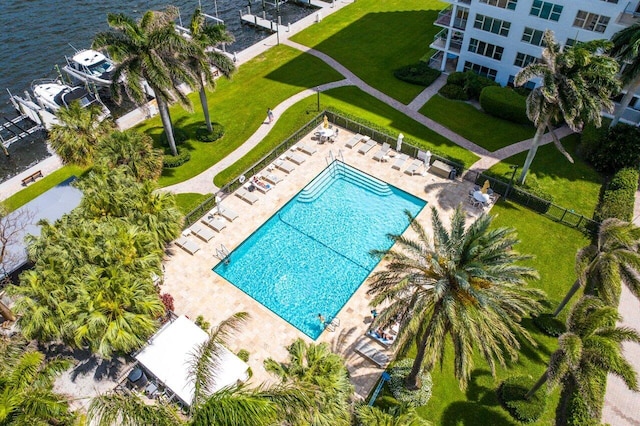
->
[62,49,115,87]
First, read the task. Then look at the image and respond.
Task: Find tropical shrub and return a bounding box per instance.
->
[160,293,174,312]
[236,349,250,362]
[446,71,466,86]
[439,84,468,100]
[464,72,500,99]
[584,123,640,174]
[163,149,191,168]
[498,376,547,423]
[195,315,211,331]
[532,313,566,337]
[394,62,441,86]
[578,122,609,161]
[594,168,639,222]
[387,359,433,407]
[480,86,530,124]
[159,128,188,146]
[196,123,225,142]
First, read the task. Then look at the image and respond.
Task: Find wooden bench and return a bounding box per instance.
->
[21,170,43,186]
[429,160,453,179]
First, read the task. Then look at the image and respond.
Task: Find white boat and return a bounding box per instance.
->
[62,49,115,87]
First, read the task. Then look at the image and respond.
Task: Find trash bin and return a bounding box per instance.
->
[128,368,148,388]
[448,168,457,180]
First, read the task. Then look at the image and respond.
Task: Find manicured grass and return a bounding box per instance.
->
[135,45,343,187]
[174,193,212,215]
[1,165,89,212]
[214,86,479,186]
[487,134,603,218]
[420,95,535,152]
[291,0,446,104]
[397,202,590,425]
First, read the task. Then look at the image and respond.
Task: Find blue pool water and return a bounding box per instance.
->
[213,162,426,339]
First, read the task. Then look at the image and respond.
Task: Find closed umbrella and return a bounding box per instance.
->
[481,180,490,194]
[396,133,404,152]
[323,115,329,128]
[215,194,223,214]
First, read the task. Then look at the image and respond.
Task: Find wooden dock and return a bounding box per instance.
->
[240,13,289,33]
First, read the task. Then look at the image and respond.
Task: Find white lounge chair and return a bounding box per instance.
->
[404,159,423,175]
[355,341,390,368]
[297,143,317,156]
[358,139,376,154]
[235,187,259,205]
[201,215,226,232]
[286,151,306,165]
[372,143,391,161]
[190,223,215,242]
[345,133,363,149]
[252,178,272,193]
[218,205,239,222]
[274,159,295,174]
[175,236,200,255]
[392,153,409,170]
[262,173,283,185]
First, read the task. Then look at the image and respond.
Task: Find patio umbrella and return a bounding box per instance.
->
[481,180,490,194]
[396,133,404,152]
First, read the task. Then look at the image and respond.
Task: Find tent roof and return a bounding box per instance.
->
[135,315,249,406]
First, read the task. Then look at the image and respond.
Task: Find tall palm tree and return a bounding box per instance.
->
[93,7,201,156]
[368,206,543,390]
[514,30,620,184]
[95,130,164,181]
[48,100,115,166]
[264,338,353,426]
[89,313,312,426]
[525,296,639,418]
[355,404,431,426]
[609,22,640,127]
[553,218,640,316]
[0,338,74,425]
[187,7,236,133]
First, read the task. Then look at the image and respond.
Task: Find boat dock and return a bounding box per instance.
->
[0,114,44,149]
[240,8,289,33]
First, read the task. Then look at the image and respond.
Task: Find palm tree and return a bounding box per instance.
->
[0,337,75,425]
[187,7,236,133]
[89,313,312,426]
[355,404,431,426]
[368,206,543,390]
[264,338,353,425]
[48,100,115,166]
[609,22,640,127]
[553,218,640,316]
[95,130,164,181]
[514,30,620,184]
[93,7,201,156]
[525,296,639,418]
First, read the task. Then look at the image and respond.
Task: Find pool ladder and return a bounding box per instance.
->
[325,149,344,166]
[216,244,231,264]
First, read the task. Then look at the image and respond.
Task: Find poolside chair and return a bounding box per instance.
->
[391,153,409,170]
[297,143,317,156]
[262,173,283,185]
[235,187,259,205]
[274,159,295,174]
[190,223,215,242]
[201,215,227,232]
[175,236,200,255]
[286,151,306,165]
[358,138,376,155]
[218,205,239,222]
[404,159,423,176]
[345,133,363,149]
[355,341,390,368]
[372,143,391,161]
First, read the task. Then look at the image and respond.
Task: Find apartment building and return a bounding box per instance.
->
[429,0,640,122]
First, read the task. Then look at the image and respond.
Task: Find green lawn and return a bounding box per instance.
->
[174,193,213,215]
[487,134,603,218]
[402,201,590,425]
[291,0,446,104]
[214,86,479,186]
[135,45,343,187]
[420,95,535,152]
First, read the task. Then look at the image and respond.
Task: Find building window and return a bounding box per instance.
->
[565,38,577,47]
[530,0,563,21]
[474,14,511,36]
[508,75,536,90]
[573,11,610,33]
[600,0,618,3]
[464,61,498,80]
[521,27,545,46]
[514,52,538,67]
[479,0,517,10]
[468,38,504,60]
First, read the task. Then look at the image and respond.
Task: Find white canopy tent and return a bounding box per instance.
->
[135,315,249,406]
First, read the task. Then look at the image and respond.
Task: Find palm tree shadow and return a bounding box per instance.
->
[441,401,516,426]
[330,326,359,354]
[465,369,501,406]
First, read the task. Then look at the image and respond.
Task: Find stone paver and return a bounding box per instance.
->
[406,74,447,111]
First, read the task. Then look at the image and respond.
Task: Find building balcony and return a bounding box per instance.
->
[428,51,458,73]
[617,2,640,25]
[430,30,462,54]
[435,7,467,30]
[441,0,471,3]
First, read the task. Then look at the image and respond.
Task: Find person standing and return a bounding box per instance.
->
[267,108,275,124]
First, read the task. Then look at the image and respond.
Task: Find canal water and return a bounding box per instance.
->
[0,0,317,182]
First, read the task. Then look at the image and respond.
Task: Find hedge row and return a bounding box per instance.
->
[163,149,191,168]
[581,122,640,174]
[440,71,499,101]
[479,86,530,125]
[394,62,441,87]
[593,168,639,222]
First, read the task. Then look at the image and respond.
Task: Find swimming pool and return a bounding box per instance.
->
[213,161,426,339]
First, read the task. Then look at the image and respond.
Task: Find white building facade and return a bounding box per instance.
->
[429,0,640,122]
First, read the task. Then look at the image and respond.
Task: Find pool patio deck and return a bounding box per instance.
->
[161,126,494,399]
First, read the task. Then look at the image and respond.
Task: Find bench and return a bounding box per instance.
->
[429,160,453,179]
[21,170,43,186]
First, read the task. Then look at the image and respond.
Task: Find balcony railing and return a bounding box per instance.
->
[435,9,467,29]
